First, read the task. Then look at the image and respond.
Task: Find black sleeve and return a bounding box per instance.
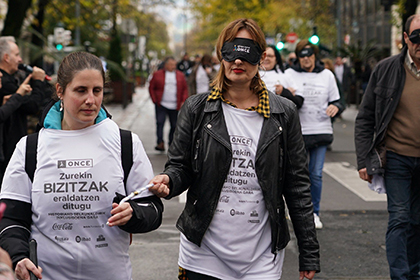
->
[280,88,304,109]
[0,199,32,269]
[0,94,24,123]
[328,99,345,117]
[113,193,164,234]
[18,80,49,115]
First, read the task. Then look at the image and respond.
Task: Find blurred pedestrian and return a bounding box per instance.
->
[211,54,221,71]
[0,36,48,186]
[0,51,163,280]
[334,55,352,107]
[177,52,193,76]
[285,40,344,229]
[322,58,345,111]
[286,52,297,69]
[149,18,319,280]
[187,54,216,96]
[355,14,420,280]
[260,45,302,108]
[149,56,188,151]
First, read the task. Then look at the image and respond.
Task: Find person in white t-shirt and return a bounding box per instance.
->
[285,40,344,230]
[0,52,163,280]
[187,54,217,96]
[148,57,189,152]
[259,45,303,108]
[149,18,320,280]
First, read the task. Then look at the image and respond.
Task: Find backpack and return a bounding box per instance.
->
[25,128,133,192]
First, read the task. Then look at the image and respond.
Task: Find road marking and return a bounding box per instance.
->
[323,162,387,202]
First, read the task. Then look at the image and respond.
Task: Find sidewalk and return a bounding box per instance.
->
[105,87,150,130]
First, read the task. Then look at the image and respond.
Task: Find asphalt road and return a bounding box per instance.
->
[107,87,390,280]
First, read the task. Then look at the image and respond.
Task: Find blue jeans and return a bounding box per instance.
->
[384,151,420,280]
[155,104,178,145]
[307,145,327,215]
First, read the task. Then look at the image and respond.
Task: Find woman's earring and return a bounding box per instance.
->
[60,99,64,111]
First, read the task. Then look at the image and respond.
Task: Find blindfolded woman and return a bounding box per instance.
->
[150,19,320,280]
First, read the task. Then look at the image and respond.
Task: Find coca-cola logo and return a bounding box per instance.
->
[52,223,73,231]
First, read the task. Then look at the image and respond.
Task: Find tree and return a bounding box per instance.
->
[1,0,32,37]
[399,0,418,34]
[187,0,336,53]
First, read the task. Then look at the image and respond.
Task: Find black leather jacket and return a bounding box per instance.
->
[164,91,320,272]
[355,46,407,174]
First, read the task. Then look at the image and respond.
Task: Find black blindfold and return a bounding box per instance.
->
[221,38,263,65]
[409,29,420,44]
[298,48,314,58]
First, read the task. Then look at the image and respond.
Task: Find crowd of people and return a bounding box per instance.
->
[0,13,418,280]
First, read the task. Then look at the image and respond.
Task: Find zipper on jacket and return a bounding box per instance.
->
[194,139,200,160]
[374,148,382,168]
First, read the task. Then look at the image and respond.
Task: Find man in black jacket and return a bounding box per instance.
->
[355,14,420,280]
[0,37,47,184]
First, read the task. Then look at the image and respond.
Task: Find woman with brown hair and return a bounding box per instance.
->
[149,19,320,280]
[0,52,163,280]
[187,54,217,96]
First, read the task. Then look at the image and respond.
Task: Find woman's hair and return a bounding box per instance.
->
[211,18,267,93]
[321,58,335,72]
[295,39,319,57]
[200,54,212,66]
[267,45,284,73]
[56,51,107,98]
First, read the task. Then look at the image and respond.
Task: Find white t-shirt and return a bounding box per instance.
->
[196,65,210,94]
[161,70,177,110]
[285,68,340,135]
[179,103,284,280]
[259,69,297,94]
[0,118,154,280]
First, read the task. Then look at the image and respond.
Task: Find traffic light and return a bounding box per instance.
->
[276,41,285,51]
[54,27,65,51]
[309,26,319,45]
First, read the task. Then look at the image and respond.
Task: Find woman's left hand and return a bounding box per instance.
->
[275,84,284,95]
[299,270,316,280]
[326,104,339,117]
[107,202,133,227]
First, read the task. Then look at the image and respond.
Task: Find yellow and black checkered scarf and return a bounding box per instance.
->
[207,85,270,118]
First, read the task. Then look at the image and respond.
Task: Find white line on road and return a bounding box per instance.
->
[323,162,387,202]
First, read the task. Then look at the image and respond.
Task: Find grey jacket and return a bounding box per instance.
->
[355,46,407,174]
[163,91,320,272]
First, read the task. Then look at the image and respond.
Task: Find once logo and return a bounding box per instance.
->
[58,159,93,168]
[230,136,252,147]
[52,223,73,231]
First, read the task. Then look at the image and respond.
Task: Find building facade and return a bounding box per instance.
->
[336,0,393,57]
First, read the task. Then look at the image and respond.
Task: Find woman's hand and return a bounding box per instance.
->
[107,202,133,227]
[148,175,170,198]
[299,270,315,280]
[15,258,42,280]
[274,84,284,95]
[326,104,339,117]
